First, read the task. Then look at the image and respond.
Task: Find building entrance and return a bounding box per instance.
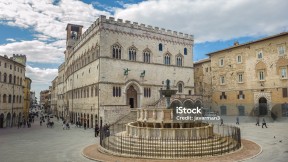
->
[259,97,268,115]
[126,85,137,108]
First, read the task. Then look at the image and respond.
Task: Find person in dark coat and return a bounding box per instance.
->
[84,122,87,130]
[95,124,99,137]
[262,118,268,128]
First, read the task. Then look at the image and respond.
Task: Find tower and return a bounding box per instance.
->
[65,24,83,55]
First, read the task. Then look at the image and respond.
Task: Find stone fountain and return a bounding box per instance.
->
[99,79,241,159]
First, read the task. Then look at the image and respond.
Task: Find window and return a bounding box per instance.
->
[281,67,287,79]
[220,106,227,115]
[188,90,192,95]
[257,51,263,59]
[176,55,183,66]
[278,46,285,55]
[178,83,183,93]
[8,95,11,103]
[237,91,245,99]
[91,87,94,97]
[3,94,6,103]
[144,88,151,97]
[259,70,265,81]
[113,87,121,97]
[10,65,12,69]
[143,50,151,63]
[238,73,243,83]
[238,106,245,116]
[3,73,7,82]
[13,76,16,84]
[129,48,137,61]
[5,63,7,68]
[237,55,242,63]
[220,92,227,100]
[13,95,15,103]
[164,53,170,65]
[112,44,121,59]
[184,48,187,55]
[9,74,12,83]
[283,88,288,98]
[220,76,225,85]
[219,58,224,67]
[159,43,163,51]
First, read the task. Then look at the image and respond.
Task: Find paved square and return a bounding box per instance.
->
[0,117,287,162]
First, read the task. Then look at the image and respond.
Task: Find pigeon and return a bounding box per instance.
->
[274,136,275,138]
[279,140,282,143]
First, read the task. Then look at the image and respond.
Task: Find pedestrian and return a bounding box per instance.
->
[84,122,86,130]
[220,118,224,126]
[17,121,20,129]
[40,120,42,126]
[262,118,268,128]
[95,124,99,137]
[63,123,66,130]
[236,116,239,125]
[256,117,260,126]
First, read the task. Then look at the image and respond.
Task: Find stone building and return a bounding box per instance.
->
[56,63,65,118]
[51,77,58,116]
[59,15,195,127]
[194,58,212,110]
[205,32,288,118]
[40,89,50,112]
[0,54,26,128]
[23,77,32,119]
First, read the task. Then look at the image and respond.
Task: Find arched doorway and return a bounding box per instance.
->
[126,85,137,108]
[259,97,268,115]
[6,113,11,127]
[170,100,182,109]
[0,113,4,128]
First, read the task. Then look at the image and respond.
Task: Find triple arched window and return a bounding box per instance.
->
[164,53,171,65]
[176,55,183,66]
[112,44,121,59]
[143,50,151,63]
[129,48,137,61]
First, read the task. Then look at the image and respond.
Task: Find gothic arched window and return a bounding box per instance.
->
[129,47,137,61]
[143,50,151,63]
[112,44,121,59]
[176,55,183,66]
[164,53,170,65]
[159,43,163,51]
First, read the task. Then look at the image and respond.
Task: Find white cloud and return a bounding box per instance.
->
[114,0,288,42]
[0,0,110,40]
[25,65,58,101]
[0,40,64,63]
[6,38,16,42]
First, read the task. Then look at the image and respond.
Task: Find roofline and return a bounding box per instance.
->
[194,58,211,65]
[206,32,288,56]
[0,55,26,67]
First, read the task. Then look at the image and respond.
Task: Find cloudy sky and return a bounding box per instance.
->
[0,0,287,101]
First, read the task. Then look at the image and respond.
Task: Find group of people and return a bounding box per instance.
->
[219,116,268,128]
[17,115,34,128]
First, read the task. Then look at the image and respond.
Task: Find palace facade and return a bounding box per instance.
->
[56,15,196,127]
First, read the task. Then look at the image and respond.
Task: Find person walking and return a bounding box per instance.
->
[84,122,87,130]
[220,118,224,126]
[256,117,260,126]
[95,124,99,137]
[262,118,268,128]
[236,116,240,125]
[40,120,42,126]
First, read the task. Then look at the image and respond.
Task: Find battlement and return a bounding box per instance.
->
[72,15,194,56]
[58,63,65,71]
[98,15,193,40]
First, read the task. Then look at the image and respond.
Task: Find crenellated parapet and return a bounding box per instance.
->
[70,15,194,58]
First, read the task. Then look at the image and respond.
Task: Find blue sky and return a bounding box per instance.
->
[0,0,287,100]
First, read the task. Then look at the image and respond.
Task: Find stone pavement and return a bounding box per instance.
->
[0,116,97,162]
[0,116,288,162]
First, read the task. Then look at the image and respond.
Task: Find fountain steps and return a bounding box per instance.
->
[102,136,238,157]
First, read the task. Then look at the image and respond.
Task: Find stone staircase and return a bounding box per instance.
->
[100,133,239,158]
[109,110,137,134]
